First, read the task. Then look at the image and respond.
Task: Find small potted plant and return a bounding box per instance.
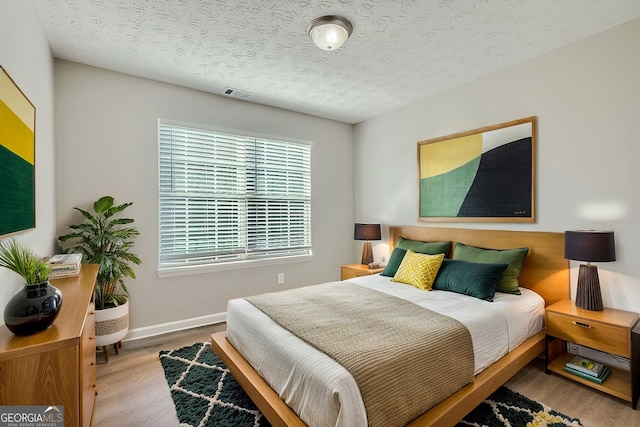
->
[0,239,62,335]
[58,196,141,354]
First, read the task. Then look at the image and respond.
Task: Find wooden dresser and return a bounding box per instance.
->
[0,264,98,427]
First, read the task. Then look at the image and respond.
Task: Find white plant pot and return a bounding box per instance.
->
[95,300,129,347]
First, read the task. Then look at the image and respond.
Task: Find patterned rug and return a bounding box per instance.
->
[159,342,582,427]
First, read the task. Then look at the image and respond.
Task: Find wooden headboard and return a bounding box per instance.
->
[389,226,569,306]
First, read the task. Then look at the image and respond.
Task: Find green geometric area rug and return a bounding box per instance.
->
[159,342,582,427]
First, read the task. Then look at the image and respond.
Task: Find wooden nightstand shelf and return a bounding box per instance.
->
[545,299,639,408]
[341,264,384,280]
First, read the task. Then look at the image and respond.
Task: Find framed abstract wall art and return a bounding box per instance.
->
[418,116,536,223]
[0,65,36,236]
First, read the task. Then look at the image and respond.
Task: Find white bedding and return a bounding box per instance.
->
[226,274,545,427]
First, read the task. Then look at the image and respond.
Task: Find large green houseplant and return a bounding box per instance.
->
[0,240,62,335]
[58,196,141,356]
[58,196,141,310]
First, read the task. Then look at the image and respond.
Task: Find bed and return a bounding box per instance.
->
[211,226,569,427]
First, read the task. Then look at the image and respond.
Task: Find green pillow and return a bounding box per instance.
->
[452,243,528,294]
[432,259,508,301]
[380,247,407,277]
[395,237,452,256]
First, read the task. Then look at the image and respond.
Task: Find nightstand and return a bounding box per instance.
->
[545,299,639,408]
[341,264,384,280]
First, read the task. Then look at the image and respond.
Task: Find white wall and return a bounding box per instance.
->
[354,18,640,312]
[5,2,637,335]
[54,61,355,336]
[0,2,56,311]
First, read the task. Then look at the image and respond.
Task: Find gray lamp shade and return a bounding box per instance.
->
[354,223,381,241]
[564,230,615,262]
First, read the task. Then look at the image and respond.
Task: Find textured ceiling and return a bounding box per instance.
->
[34,0,640,124]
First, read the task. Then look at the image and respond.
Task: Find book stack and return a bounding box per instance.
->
[563,355,610,384]
[47,253,83,278]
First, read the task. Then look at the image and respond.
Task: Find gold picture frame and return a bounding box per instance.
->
[418,117,536,223]
[0,65,36,236]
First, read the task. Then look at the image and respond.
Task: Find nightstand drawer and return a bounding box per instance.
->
[547,311,631,357]
[342,270,364,280]
[341,264,384,280]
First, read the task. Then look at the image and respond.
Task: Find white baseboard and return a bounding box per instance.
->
[123,312,227,342]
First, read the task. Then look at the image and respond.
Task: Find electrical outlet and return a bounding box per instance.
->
[277,273,285,285]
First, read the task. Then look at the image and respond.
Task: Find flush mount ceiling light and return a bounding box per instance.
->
[307,15,353,51]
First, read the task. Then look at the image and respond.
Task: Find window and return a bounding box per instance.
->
[158,121,312,271]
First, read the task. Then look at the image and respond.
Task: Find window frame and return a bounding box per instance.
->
[157,119,313,278]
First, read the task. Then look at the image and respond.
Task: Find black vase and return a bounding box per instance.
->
[3,281,63,335]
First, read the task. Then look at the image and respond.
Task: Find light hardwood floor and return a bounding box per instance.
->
[94,325,640,426]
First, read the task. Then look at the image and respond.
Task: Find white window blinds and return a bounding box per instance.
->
[158,122,312,269]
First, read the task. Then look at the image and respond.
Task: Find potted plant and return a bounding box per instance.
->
[58,196,141,353]
[0,240,62,335]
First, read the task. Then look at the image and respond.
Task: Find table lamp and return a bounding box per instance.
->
[564,230,616,311]
[354,223,381,266]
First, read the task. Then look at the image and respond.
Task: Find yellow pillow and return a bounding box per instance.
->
[391,251,445,290]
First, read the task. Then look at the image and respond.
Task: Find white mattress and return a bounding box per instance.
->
[226,274,545,427]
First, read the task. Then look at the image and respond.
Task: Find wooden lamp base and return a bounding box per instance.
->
[361,241,373,266]
[575,264,604,311]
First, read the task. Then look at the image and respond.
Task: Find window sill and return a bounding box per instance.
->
[156,253,313,278]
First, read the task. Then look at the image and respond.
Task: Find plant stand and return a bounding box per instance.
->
[98,341,122,363]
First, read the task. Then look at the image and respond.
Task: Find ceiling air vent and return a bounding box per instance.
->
[223,88,253,100]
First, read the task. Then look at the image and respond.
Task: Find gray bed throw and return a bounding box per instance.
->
[245,281,474,427]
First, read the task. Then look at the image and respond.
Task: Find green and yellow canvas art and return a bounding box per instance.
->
[0,66,35,236]
[418,117,535,222]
